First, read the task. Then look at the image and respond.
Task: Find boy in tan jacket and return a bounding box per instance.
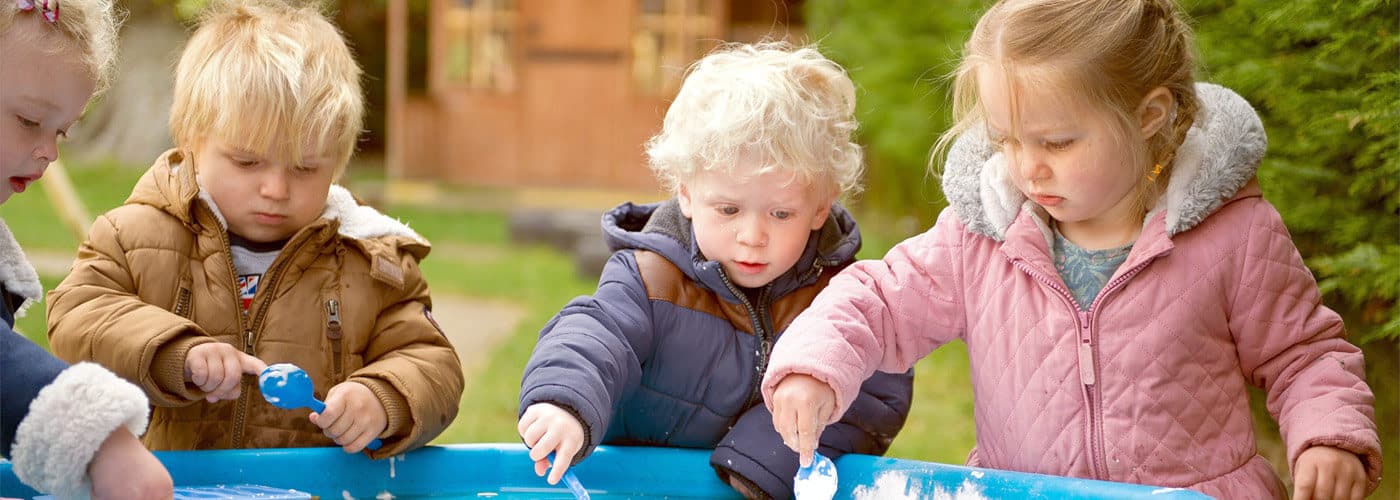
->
[46,0,463,458]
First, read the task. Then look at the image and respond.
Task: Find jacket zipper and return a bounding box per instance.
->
[1014,256,1157,481]
[1012,260,1103,479]
[205,203,317,448]
[717,271,774,411]
[1080,259,1155,478]
[209,223,255,448]
[325,299,344,382]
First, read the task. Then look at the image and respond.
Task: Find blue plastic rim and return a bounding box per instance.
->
[0,443,1213,499]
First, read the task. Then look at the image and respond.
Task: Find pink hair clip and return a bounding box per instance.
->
[15,0,59,22]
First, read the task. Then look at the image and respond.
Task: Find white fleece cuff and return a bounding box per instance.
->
[10,362,150,499]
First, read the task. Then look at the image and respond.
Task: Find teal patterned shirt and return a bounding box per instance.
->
[1052,230,1133,311]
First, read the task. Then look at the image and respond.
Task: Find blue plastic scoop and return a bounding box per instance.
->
[793,451,837,500]
[258,363,381,451]
[547,451,590,500]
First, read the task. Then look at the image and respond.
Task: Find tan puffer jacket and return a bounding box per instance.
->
[47,149,464,458]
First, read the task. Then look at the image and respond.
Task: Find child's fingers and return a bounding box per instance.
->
[1311,466,1335,500]
[519,419,548,450]
[517,407,541,439]
[340,426,374,453]
[187,357,208,387]
[1349,478,1365,500]
[532,457,550,477]
[315,397,344,432]
[213,349,244,397]
[530,429,563,463]
[1294,461,1316,500]
[238,351,268,374]
[548,432,583,485]
[795,412,816,468]
[547,449,573,485]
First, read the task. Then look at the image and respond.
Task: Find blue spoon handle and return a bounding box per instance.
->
[308,397,382,451]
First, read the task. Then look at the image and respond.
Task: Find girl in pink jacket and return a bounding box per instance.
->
[762,0,1382,499]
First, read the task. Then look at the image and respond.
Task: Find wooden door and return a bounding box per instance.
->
[518,0,632,188]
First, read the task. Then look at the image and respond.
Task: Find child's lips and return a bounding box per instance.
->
[1032,194,1064,207]
[8,176,35,193]
[734,261,768,274]
[254,212,286,224]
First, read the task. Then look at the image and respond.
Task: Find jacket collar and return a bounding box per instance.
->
[602,198,861,302]
[131,149,429,260]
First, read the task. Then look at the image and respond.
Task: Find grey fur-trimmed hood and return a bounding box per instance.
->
[941,82,1267,240]
[0,218,42,317]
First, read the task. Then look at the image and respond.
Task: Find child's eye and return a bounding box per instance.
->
[293,164,318,174]
[233,158,259,168]
[1045,139,1075,152]
[771,210,794,220]
[716,206,739,216]
[17,116,39,129]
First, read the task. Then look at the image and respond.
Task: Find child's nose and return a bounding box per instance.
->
[1015,149,1051,182]
[736,219,767,247]
[32,136,59,164]
[260,171,291,200]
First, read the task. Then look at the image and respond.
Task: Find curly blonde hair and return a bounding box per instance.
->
[934,0,1199,214]
[646,41,864,200]
[0,0,123,97]
[169,0,364,178]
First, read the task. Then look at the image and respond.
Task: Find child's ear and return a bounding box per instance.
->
[1137,86,1174,137]
[676,183,695,219]
[810,200,833,231]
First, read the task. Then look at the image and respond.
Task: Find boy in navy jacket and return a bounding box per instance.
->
[517,42,913,499]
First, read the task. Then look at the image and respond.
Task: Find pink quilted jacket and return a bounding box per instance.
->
[762,84,1381,498]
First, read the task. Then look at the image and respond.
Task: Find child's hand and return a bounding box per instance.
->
[768,373,836,467]
[309,381,388,453]
[88,427,173,500]
[185,343,267,402]
[1293,445,1366,500]
[517,402,585,485]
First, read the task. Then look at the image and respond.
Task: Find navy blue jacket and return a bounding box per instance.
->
[1,283,69,458]
[519,200,913,499]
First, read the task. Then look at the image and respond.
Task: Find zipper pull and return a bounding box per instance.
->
[325,299,343,339]
[243,329,254,353]
[1077,312,1095,385]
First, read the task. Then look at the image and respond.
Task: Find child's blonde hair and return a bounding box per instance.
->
[0,0,121,96]
[934,0,1199,213]
[169,0,363,178]
[646,41,864,200]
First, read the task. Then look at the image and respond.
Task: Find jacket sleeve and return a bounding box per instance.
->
[518,250,653,464]
[1228,201,1381,494]
[763,209,968,422]
[351,250,465,458]
[712,368,914,499]
[3,328,151,498]
[46,212,215,406]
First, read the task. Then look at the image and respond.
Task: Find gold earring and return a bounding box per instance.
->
[1146,163,1164,182]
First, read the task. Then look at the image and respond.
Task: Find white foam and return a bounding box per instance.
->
[853,472,988,500]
